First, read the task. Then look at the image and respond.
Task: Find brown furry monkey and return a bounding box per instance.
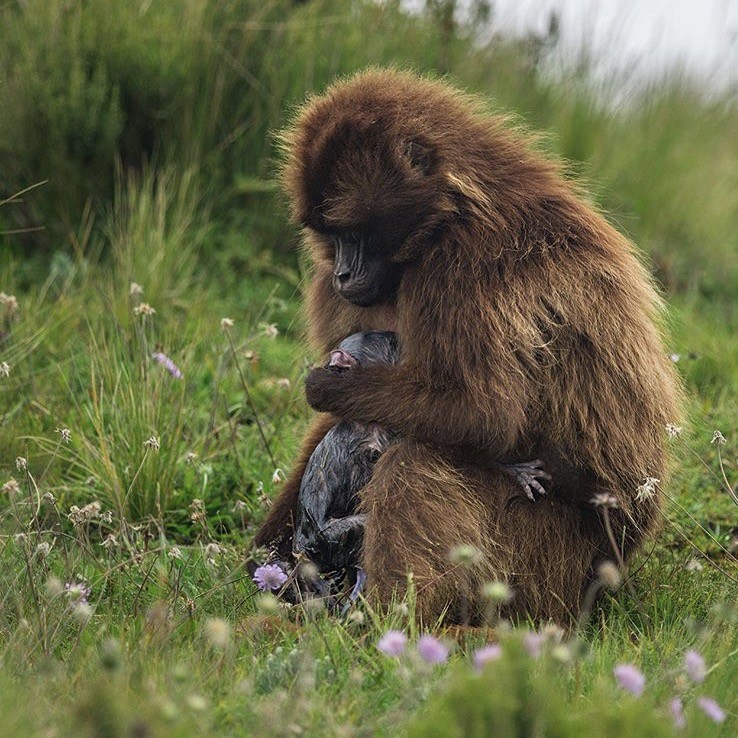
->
[255,69,682,625]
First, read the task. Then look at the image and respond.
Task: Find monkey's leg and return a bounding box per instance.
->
[254,413,338,555]
[320,514,367,540]
[359,439,502,624]
[495,492,602,625]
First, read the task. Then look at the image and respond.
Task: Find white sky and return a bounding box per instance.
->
[489,0,738,90]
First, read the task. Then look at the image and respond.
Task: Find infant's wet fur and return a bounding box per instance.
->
[293,331,399,583]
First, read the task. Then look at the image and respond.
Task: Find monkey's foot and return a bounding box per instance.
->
[502,459,552,501]
[340,567,367,617]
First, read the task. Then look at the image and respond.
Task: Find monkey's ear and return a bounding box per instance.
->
[402,137,435,176]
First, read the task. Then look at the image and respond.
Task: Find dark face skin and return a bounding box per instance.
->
[330,231,403,307]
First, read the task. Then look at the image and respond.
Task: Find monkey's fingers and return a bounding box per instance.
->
[529,478,548,497]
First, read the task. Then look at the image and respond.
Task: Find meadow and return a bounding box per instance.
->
[0,1,737,735]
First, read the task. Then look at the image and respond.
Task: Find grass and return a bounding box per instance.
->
[1,0,737,735]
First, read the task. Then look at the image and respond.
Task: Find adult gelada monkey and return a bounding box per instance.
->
[254,69,682,624]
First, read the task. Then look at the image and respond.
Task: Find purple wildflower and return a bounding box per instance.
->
[670,698,686,730]
[416,635,449,664]
[64,581,91,605]
[252,563,288,592]
[377,630,407,657]
[683,649,706,683]
[614,664,645,696]
[473,644,502,672]
[697,697,726,723]
[151,352,183,379]
[523,632,545,658]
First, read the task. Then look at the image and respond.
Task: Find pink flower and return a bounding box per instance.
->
[252,564,288,592]
[523,632,544,658]
[670,697,686,730]
[152,352,183,379]
[377,630,407,657]
[683,649,706,683]
[473,644,502,672]
[614,664,645,696]
[697,697,725,723]
[417,635,449,664]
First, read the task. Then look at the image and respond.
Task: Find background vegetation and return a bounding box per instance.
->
[0,0,736,735]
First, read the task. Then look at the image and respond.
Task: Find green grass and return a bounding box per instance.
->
[1,0,738,735]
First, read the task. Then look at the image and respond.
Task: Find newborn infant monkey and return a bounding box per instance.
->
[292,331,550,604]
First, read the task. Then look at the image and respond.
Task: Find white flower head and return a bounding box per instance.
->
[0,292,19,314]
[220,317,234,330]
[666,424,683,439]
[129,282,144,297]
[591,492,619,508]
[271,468,285,485]
[56,428,72,443]
[635,477,660,503]
[15,457,28,471]
[133,302,156,316]
[2,477,20,495]
[711,430,727,445]
[0,362,10,378]
[143,436,160,451]
[260,322,279,339]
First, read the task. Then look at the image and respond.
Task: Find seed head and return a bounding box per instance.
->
[0,292,19,314]
[347,610,365,625]
[15,457,27,471]
[597,561,623,590]
[35,542,52,558]
[168,546,183,560]
[260,323,279,339]
[129,282,144,297]
[271,468,285,484]
[0,362,10,378]
[143,436,160,451]
[133,302,156,316]
[448,543,483,566]
[2,477,20,495]
[56,428,71,443]
[666,424,683,439]
[204,618,231,649]
[481,581,513,604]
[635,477,659,503]
[591,492,619,508]
[711,430,727,445]
[220,317,234,330]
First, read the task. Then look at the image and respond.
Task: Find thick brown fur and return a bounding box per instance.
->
[254,69,683,625]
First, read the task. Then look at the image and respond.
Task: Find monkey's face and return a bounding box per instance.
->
[284,85,457,307]
[327,230,404,307]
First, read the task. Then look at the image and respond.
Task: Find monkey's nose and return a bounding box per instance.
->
[334,269,352,284]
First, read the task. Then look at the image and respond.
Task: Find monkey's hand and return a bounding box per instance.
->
[305,366,352,414]
[502,459,552,501]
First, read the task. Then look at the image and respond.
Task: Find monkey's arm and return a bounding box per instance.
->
[306,251,538,454]
[253,413,338,552]
[305,363,525,454]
